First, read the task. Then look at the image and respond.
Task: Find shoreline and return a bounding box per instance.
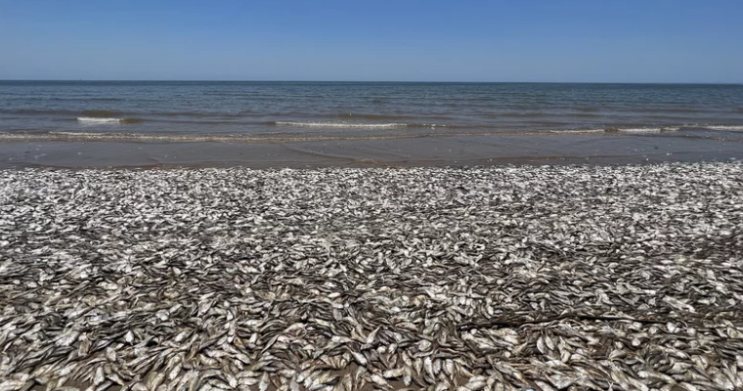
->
[1,162,742,390]
[2,130,743,170]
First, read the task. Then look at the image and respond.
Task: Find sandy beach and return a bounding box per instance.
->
[1,162,742,390]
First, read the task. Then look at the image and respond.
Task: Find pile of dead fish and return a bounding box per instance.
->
[1,162,742,391]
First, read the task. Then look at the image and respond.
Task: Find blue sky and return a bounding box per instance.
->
[1,0,741,82]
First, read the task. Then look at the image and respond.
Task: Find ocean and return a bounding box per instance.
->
[1,81,743,168]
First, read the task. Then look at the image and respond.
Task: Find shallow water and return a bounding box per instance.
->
[2,81,743,137]
[2,131,743,169]
[1,81,743,168]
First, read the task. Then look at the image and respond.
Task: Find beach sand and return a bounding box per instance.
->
[1,162,742,390]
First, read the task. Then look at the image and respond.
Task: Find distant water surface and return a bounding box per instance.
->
[1,81,742,142]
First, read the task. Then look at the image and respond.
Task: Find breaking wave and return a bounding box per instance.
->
[77,117,143,125]
[559,127,681,134]
[706,125,743,131]
[271,121,445,129]
[603,127,680,133]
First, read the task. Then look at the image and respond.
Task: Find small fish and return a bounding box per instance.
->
[383,368,405,379]
[424,357,435,380]
[259,372,270,391]
[130,383,148,391]
[366,326,381,345]
[370,374,389,387]
[351,352,367,366]
[167,363,182,381]
[105,347,117,362]
[147,372,165,391]
[94,367,105,385]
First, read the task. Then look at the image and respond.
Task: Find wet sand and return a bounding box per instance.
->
[1,129,743,169]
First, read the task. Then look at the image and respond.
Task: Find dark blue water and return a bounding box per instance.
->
[1,81,742,141]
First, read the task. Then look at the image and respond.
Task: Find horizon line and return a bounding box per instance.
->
[0,79,742,86]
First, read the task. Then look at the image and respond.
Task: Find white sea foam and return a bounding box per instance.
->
[617,128,664,133]
[558,129,606,134]
[706,125,743,131]
[273,121,448,129]
[557,127,679,134]
[607,127,681,133]
[273,121,411,129]
[77,117,123,124]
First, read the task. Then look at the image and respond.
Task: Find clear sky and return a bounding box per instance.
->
[1,0,741,83]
